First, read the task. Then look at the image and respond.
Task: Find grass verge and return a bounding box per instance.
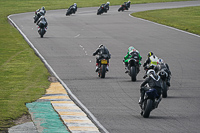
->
[0,0,194,131]
[131,6,200,35]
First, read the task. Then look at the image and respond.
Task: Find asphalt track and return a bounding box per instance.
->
[9,1,200,133]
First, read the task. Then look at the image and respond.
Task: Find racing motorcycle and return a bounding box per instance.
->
[158,70,169,98]
[66,6,77,16]
[34,10,45,23]
[140,87,162,118]
[38,23,47,38]
[118,1,131,12]
[96,55,109,78]
[97,4,109,15]
[126,51,140,81]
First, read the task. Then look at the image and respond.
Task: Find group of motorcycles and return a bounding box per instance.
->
[33,2,170,118]
[33,7,47,38]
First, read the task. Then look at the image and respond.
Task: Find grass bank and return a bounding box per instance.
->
[131,6,200,35]
[0,0,193,131]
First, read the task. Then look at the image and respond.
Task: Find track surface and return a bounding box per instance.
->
[10,1,200,133]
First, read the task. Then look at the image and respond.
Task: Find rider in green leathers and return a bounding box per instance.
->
[124,46,142,73]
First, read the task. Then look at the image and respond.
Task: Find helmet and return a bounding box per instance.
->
[158,58,164,64]
[74,3,77,6]
[107,2,110,5]
[99,44,103,48]
[128,46,135,52]
[148,52,153,57]
[147,69,155,77]
[41,6,45,10]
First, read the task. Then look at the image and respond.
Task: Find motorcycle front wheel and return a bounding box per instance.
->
[131,66,136,81]
[143,99,153,118]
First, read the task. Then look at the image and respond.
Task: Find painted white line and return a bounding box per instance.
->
[75,34,80,38]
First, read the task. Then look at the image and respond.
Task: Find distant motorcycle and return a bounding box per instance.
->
[34,10,45,23]
[126,51,140,81]
[140,87,162,118]
[118,1,131,12]
[158,70,169,98]
[96,55,109,78]
[66,6,77,16]
[97,4,109,15]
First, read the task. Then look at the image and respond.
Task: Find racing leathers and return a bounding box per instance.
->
[93,45,111,72]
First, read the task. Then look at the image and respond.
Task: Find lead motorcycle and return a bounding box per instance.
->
[126,51,140,81]
[158,69,169,98]
[140,87,162,118]
[66,6,77,16]
[118,1,131,12]
[97,4,109,15]
[96,55,109,78]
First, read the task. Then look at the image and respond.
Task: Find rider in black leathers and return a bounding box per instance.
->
[139,69,163,105]
[68,3,77,14]
[155,58,171,86]
[93,44,111,72]
[36,16,48,29]
[100,2,110,13]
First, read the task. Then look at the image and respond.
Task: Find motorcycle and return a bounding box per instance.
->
[96,55,109,78]
[38,23,47,38]
[97,5,109,15]
[140,87,162,118]
[126,52,140,81]
[66,6,77,16]
[158,69,169,98]
[34,10,45,23]
[118,1,131,12]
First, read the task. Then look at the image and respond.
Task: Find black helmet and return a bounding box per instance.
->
[148,52,153,57]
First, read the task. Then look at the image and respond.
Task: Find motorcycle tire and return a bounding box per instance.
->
[40,28,45,38]
[143,99,153,118]
[162,81,168,98]
[118,7,122,12]
[130,66,136,81]
[66,9,72,16]
[100,65,106,78]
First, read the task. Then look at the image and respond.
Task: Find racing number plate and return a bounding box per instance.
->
[101,60,107,64]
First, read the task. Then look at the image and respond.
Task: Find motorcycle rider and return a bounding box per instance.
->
[35,6,46,16]
[155,58,171,86]
[123,1,131,10]
[36,16,48,30]
[68,3,77,14]
[93,44,111,72]
[100,2,110,13]
[139,69,163,106]
[123,46,142,73]
[143,51,159,78]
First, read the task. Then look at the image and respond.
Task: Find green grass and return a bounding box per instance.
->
[0,0,195,131]
[131,6,200,35]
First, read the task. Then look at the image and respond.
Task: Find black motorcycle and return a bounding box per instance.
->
[96,55,109,78]
[158,70,169,98]
[97,4,109,15]
[34,10,45,23]
[118,1,131,12]
[140,87,162,118]
[66,6,77,16]
[38,23,46,38]
[126,52,140,81]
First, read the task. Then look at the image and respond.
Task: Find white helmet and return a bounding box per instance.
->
[74,3,77,6]
[107,2,110,5]
[99,44,103,48]
[147,69,155,76]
